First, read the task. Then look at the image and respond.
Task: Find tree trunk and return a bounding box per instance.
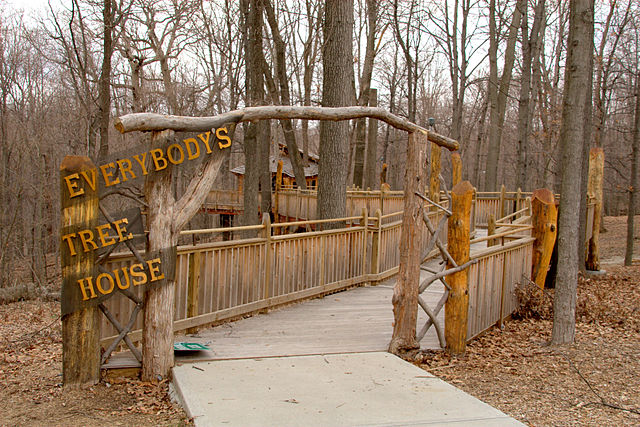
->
[318,0,354,225]
[263,0,307,189]
[142,130,177,382]
[241,0,267,227]
[389,132,427,355]
[364,88,379,189]
[353,0,378,187]
[485,0,523,192]
[625,71,640,266]
[552,0,594,345]
[97,0,113,161]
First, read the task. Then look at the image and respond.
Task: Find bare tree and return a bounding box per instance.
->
[317,0,354,224]
[484,0,523,192]
[552,0,594,345]
[625,67,640,265]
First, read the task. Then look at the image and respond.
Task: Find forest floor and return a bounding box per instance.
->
[1,216,639,426]
[417,215,640,426]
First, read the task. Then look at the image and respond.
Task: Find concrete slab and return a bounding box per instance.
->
[172,352,524,427]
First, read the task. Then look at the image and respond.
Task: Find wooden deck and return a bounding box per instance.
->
[173,276,444,363]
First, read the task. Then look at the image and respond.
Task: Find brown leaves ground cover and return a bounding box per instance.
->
[417,216,640,426]
[0,300,191,426]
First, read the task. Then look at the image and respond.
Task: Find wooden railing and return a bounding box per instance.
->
[101,190,592,351]
[100,207,446,348]
[467,235,535,340]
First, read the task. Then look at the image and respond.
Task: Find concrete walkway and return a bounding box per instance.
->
[172,352,524,427]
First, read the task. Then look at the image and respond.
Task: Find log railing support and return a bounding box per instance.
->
[487,214,497,247]
[586,147,604,271]
[445,181,473,355]
[389,132,428,355]
[370,209,382,280]
[60,156,101,386]
[531,188,558,289]
[186,251,201,334]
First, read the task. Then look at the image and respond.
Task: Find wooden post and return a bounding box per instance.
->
[186,251,201,334]
[487,214,497,247]
[445,181,473,355]
[370,209,382,279]
[389,132,428,355]
[380,163,388,188]
[451,152,462,187]
[429,143,442,207]
[499,184,506,219]
[274,160,283,227]
[531,188,558,290]
[262,213,272,299]
[360,208,368,276]
[515,187,522,215]
[60,156,100,386]
[586,147,604,271]
[143,130,177,382]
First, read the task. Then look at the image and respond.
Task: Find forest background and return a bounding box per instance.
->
[1,0,639,291]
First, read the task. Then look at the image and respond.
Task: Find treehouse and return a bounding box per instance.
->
[204,142,319,217]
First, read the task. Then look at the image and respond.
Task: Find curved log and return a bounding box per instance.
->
[114,106,459,151]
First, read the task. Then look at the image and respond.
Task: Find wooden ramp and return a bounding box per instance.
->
[173,275,445,363]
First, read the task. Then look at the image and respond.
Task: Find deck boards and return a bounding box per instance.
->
[172,273,445,363]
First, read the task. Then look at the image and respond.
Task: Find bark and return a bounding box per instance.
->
[241,0,270,226]
[485,0,524,192]
[142,131,177,382]
[353,0,378,187]
[389,133,428,355]
[115,107,459,149]
[97,0,113,161]
[318,0,354,225]
[516,0,545,190]
[364,88,378,189]
[263,0,307,189]
[625,71,640,266]
[552,0,594,345]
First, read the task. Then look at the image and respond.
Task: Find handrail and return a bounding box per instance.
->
[496,205,531,223]
[470,226,532,245]
[272,215,363,228]
[180,224,264,235]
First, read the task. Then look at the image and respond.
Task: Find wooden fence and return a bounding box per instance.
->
[101,208,444,347]
[100,191,593,351]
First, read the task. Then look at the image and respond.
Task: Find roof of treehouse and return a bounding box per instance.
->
[231,155,318,178]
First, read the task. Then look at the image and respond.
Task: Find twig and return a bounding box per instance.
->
[9,315,61,344]
[563,354,640,415]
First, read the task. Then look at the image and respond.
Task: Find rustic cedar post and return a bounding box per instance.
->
[370,209,382,280]
[451,152,462,187]
[186,251,201,334]
[586,147,604,270]
[360,208,368,275]
[487,214,497,247]
[445,181,473,355]
[499,184,507,219]
[274,160,283,231]
[389,132,428,355]
[531,188,558,289]
[60,156,101,386]
[143,130,177,382]
[515,187,522,215]
[380,163,388,188]
[262,213,272,299]
[429,143,442,207]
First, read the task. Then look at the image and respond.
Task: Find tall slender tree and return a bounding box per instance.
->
[317,0,354,225]
[552,0,594,345]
